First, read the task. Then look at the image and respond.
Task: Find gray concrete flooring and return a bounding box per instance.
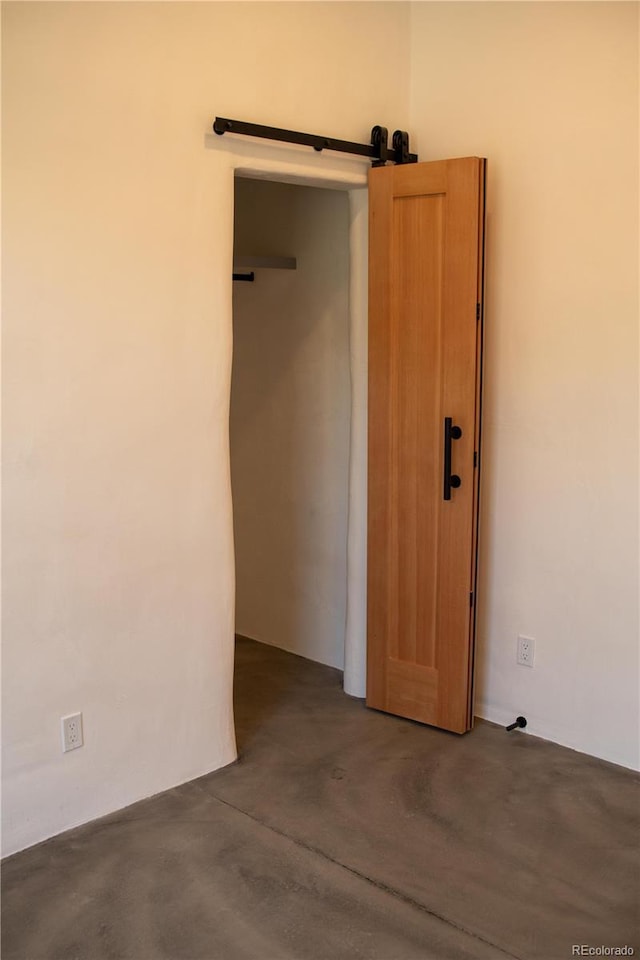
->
[3,637,639,960]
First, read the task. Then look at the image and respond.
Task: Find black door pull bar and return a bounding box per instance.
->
[443,417,462,501]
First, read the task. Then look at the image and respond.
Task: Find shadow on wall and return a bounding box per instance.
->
[230,179,351,672]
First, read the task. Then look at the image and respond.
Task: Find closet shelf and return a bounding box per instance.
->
[233,255,297,271]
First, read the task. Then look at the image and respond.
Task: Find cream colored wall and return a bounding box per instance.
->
[231,179,350,669]
[410,1,639,768]
[2,1,409,856]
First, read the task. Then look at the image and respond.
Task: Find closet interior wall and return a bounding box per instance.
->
[231,179,351,670]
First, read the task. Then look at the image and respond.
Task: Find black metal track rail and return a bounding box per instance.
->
[213,118,417,166]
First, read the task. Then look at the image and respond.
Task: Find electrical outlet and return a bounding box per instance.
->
[517,635,535,667]
[61,713,83,752]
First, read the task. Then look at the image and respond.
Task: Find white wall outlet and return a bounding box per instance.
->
[61,713,84,752]
[517,635,535,667]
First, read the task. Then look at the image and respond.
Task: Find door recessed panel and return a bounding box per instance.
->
[391,195,444,671]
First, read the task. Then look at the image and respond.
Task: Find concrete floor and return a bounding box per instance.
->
[3,637,639,960]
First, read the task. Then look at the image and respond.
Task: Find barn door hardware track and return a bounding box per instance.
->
[213,118,417,166]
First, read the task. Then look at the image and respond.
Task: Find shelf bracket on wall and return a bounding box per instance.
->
[213,117,418,166]
[232,257,297,282]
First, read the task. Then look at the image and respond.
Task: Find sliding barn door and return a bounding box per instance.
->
[367,158,485,734]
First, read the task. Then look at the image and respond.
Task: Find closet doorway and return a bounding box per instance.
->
[230,177,352,689]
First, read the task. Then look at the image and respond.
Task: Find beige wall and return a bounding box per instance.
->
[1,1,409,856]
[410,1,639,768]
[231,179,350,669]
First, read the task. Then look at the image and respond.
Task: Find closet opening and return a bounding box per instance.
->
[230,175,352,748]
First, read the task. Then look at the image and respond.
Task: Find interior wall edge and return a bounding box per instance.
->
[343,187,369,699]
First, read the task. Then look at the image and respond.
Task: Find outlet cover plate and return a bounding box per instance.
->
[61,713,84,752]
[517,635,535,667]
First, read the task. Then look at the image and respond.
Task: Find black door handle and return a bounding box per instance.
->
[443,417,462,501]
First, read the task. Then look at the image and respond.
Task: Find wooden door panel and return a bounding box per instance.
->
[367,157,485,735]
[393,194,443,670]
[386,660,438,723]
